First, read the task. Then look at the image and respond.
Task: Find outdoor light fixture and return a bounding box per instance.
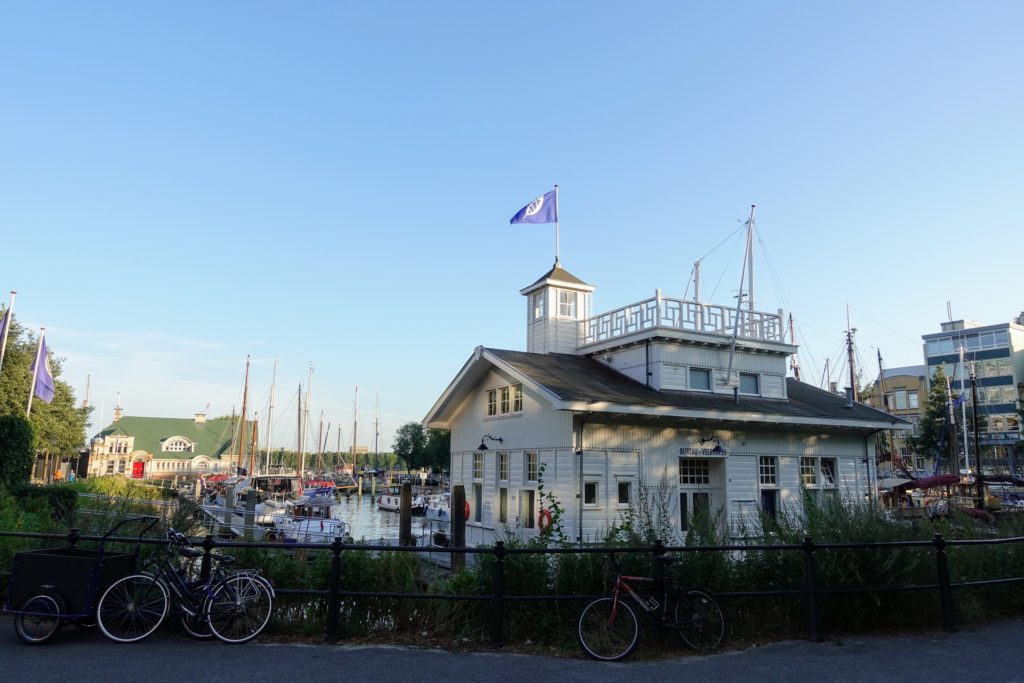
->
[478,434,503,450]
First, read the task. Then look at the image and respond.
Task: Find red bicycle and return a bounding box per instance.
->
[577,554,725,661]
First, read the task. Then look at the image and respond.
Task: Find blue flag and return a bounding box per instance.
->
[0,309,7,346]
[31,336,55,404]
[953,392,967,408]
[510,189,558,224]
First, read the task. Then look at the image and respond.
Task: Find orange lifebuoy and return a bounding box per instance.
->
[464,500,470,520]
[538,508,553,531]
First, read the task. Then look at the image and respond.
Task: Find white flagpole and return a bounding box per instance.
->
[0,290,16,374]
[554,184,560,265]
[27,326,44,416]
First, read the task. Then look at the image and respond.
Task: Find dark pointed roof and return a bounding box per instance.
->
[520,262,592,294]
[425,346,908,431]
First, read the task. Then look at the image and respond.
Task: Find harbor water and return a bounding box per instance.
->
[334,491,444,545]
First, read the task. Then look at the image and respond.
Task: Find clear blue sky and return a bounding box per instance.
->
[2,1,1021,450]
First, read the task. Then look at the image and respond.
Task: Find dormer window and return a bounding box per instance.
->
[532,292,545,320]
[163,437,194,453]
[558,290,577,317]
[739,373,760,395]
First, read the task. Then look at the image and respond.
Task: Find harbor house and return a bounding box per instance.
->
[424,260,907,546]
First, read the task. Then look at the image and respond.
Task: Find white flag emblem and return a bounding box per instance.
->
[524,196,544,217]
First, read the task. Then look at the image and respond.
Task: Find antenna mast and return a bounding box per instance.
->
[788,314,801,381]
[845,307,858,402]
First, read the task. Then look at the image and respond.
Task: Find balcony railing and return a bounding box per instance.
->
[580,292,784,346]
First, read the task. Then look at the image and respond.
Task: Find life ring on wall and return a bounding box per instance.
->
[463,500,470,520]
[538,508,553,531]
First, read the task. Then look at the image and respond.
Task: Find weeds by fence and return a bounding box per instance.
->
[5,525,1024,652]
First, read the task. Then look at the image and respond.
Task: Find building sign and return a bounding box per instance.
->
[680,435,728,457]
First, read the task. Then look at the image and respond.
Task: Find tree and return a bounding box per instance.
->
[908,367,954,462]
[423,428,451,473]
[392,422,427,469]
[0,415,34,488]
[0,311,89,456]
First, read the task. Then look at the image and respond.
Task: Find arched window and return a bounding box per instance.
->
[162,437,194,453]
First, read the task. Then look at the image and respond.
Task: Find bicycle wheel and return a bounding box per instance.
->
[674,589,725,651]
[14,593,63,645]
[180,613,213,640]
[97,574,170,643]
[577,597,640,661]
[204,574,274,644]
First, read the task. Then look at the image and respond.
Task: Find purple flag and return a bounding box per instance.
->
[31,336,55,404]
[510,189,558,224]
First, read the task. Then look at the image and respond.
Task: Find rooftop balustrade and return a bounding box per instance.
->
[580,292,784,347]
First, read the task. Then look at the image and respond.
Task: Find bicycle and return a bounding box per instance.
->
[577,553,725,661]
[96,528,275,644]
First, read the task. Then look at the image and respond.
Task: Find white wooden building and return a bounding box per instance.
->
[424,262,906,546]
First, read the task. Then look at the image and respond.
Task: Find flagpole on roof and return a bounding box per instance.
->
[554,184,560,265]
[0,290,16,375]
[27,327,44,416]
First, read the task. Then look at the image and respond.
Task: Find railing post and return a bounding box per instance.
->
[933,533,958,633]
[490,541,505,648]
[200,534,215,581]
[67,527,80,548]
[326,536,344,643]
[802,536,823,642]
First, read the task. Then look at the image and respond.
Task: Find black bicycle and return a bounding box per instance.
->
[577,554,725,661]
[96,528,275,644]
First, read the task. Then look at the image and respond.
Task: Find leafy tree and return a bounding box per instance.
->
[392,421,427,469]
[423,428,451,472]
[908,366,954,465]
[0,415,34,488]
[0,311,89,456]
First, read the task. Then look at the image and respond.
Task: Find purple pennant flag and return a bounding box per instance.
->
[31,336,56,404]
[510,189,558,224]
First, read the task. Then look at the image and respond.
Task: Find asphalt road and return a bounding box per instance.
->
[3,616,1023,682]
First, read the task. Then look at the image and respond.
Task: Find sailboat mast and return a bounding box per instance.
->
[746,204,755,312]
[788,314,802,381]
[248,413,259,475]
[296,384,303,475]
[301,362,313,477]
[351,386,359,467]
[845,307,858,401]
[374,392,380,470]
[317,411,325,472]
[238,355,250,474]
[264,358,276,475]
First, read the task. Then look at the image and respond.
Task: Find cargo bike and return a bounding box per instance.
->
[4,516,160,645]
[5,516,275,645]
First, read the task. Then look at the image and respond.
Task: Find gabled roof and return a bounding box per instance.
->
[94,416,239,460]
[519,262,594,295]
[425,347,908,432]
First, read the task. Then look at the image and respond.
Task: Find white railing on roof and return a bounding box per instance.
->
[580,292,784,346]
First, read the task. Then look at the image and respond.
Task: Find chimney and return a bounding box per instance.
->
[194,413,207,424]
[845,387,854,408]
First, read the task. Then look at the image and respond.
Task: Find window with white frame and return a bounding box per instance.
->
[800,457,817,486]
[532,292,545,320]
[486,390,497,416]
[584,481,599,506]
[498,487,508,524]
[759,456,778,486]
[473,452,483,480]
[689,368,711,391]
[679,459,710,485]
[617,480,632,506]
[498,452,509,482]
[500,386,510,414]
[162,437,194,453]
[739,372,759,395]
[512,383,523,412]
[820,458,837,487]
[558,290,577,317]
[473,483,483,523]
[526,451,539,482]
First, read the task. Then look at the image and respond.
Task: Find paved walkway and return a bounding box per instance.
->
[3,617,1023,682]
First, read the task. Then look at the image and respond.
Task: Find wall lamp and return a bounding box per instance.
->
[478,434,503,450]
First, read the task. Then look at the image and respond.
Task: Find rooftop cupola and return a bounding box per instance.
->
[520,262,595,354]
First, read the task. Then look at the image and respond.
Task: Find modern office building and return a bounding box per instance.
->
[922,316,1024,472]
